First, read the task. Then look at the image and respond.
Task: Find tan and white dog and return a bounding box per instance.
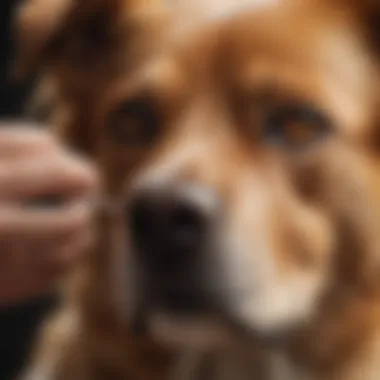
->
[13,0,380,379]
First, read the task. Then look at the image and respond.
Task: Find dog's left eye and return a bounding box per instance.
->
[262,106,332,150]
[108,98,160,146]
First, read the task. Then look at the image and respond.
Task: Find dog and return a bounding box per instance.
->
[13,0,380,379]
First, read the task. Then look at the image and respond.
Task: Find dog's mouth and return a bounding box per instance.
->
[130,271,299,351]
[154,288,210,315]
[138,277,217,321]
[129,270,258,350]
[147,311,233,350]
[133,287,234,350]
[126,263,231,345]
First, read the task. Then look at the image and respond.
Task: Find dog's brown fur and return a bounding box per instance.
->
[13,0,380,379]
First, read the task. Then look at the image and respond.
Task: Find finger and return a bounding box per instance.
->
[0,238,24,274]
[0,224,94,268]
[0,242,57,307]
[0,229,94,306]
[22,226,95,270]
[0,200,93,238]
[37,228,95,283]
[0,154,98,200]
[0,274,58,307]
[53,226,95,267]
[0,124,57,158]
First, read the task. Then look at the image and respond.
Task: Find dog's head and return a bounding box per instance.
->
[15,0,380,350]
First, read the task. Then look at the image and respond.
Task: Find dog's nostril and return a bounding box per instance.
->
[129,191,207,272]
[130,197,159,239]
[170,204,204,248]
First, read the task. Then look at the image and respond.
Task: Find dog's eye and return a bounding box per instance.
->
[263,106,332,150]
[108,98,159,146]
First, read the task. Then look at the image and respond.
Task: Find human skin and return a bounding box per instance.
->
[0,122,98,306]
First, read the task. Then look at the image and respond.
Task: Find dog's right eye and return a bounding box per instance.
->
[262,105,332,151]
[108,98,160,147]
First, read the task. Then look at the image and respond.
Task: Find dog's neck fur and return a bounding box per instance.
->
[284,292,380,380]
[191,292,380,380]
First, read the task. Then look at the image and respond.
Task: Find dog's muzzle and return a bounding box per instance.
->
[126,182,220,315]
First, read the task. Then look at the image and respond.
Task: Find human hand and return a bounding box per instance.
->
[0,123,98,306]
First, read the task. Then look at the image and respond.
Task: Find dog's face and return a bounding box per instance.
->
[16,0,380,349]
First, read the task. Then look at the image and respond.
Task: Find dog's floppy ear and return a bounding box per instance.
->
[349,0,380,58]
[14,0,73,79]
[14,0,166,154]
[329,0,380,150]
[13,0,164,79]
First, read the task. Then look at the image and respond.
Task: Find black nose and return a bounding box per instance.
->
[128,189,208,275]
